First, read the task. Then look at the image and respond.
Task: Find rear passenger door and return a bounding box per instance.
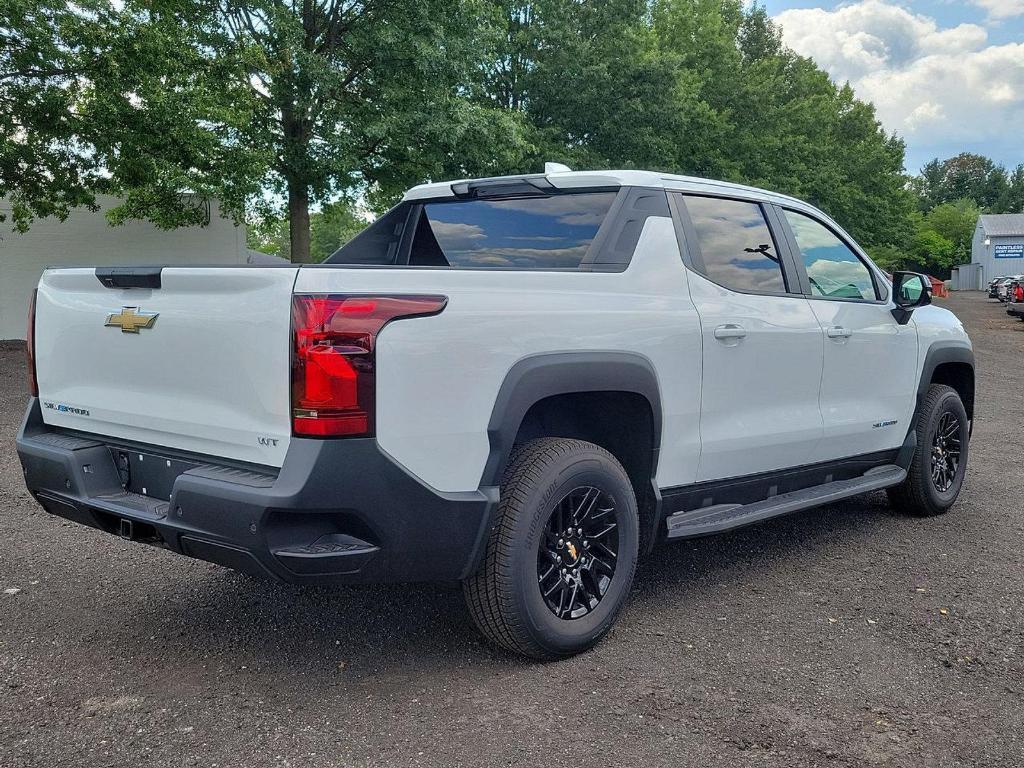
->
[777,208,919,460]
[671,194,825,482]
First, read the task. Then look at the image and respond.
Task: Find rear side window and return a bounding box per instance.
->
[326,191,617,270]
[682,196,787,294]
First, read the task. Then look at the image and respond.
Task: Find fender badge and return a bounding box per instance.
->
[105,307,159,333]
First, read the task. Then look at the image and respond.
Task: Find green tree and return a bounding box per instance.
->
[1004,164,1024,213]
[898,198,980,276]
[1,0,110,229]
[6,0,924,265]
[248,200,367,261]
[309,201,366,261]
[909,227,956,272]
[482,0,914,251]
[865,244,908,274]
[911,153,1013,213]
[246,215,289,257]
[2,0,523,262]
[922,199,980,264]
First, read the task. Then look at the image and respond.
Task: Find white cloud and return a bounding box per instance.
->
[970,0,1024,20]
[774,1,1024,167]
[427,220,485,249]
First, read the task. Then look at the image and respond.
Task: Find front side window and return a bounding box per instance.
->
[784,210,877,301]
[682,196,787,294]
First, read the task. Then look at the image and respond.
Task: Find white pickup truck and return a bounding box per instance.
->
[16,168,974,659]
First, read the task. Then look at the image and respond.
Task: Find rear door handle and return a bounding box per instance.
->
[713,324,747,341]
[826,326,853,339]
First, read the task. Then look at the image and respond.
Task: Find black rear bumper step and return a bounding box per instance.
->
[665,465,906,539]
[16,398,498,585]
[272,534,380,575]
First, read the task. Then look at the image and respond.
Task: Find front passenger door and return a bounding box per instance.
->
[779,208,918,460]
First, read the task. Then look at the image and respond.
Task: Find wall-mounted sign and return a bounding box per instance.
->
[995,243,1024,259]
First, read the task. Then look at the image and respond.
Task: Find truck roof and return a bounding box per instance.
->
[403,169,814,213]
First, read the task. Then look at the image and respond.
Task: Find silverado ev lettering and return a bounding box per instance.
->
[43,402,90,417]
[16,168,974,660]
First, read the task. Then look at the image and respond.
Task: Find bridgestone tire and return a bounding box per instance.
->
[462,438,639,660]
[887,384,969,517]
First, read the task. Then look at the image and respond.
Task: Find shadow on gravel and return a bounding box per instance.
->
[111,490,902,675]
[636,490,899,598]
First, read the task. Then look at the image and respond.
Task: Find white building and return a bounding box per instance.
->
[959,214,1024,289]
[0,195,270,339]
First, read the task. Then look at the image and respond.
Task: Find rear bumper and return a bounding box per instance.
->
[1007,302,1024,317]
[15,399,498,585]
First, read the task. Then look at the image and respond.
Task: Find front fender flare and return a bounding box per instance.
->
[917,342,975,412]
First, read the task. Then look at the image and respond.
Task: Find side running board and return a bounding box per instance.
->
[665,465,906,539]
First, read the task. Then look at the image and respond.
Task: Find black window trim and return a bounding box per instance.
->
[774,204,889,305]
[669,191,804,299]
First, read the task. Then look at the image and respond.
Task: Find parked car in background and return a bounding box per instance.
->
[1006,279,1024,320]
[988,277,1007,298]
[996,276,1023,302]
[995,278,1010,301]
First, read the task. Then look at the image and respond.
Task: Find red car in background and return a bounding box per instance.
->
[1006,278,1024,320]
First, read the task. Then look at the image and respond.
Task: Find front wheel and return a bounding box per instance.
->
[888,384,969,516]
[463,438,639,660]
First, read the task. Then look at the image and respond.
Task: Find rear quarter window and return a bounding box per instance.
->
[327,192,617,270]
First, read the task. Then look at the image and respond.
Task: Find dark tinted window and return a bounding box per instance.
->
[783,210,877,300]
[683,196,786,293]
[326,204,409,264]
[327,192,617,269]
[408,192,616,269]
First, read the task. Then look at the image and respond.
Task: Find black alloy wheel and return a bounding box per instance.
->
[930,412,962,493]
[536,486,619,620]
[888,384,969,517]
[463,438,639,659]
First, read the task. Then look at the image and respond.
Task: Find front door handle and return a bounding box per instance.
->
[826,326,853,339]
[714,324,747,341]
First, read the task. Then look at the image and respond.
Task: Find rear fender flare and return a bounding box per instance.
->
[480,351,663,489]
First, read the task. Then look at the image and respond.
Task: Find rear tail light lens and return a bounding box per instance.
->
[291,294,447,437]
[26,289,38,396]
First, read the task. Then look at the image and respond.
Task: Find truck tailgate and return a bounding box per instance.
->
[33,267,299,467]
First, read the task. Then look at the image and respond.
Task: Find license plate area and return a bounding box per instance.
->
[109,448,198,501]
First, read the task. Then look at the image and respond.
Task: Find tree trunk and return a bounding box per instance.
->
[288,181,312,263]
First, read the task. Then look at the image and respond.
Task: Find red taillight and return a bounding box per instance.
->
[26,289,38,397]
[290,294,447,437]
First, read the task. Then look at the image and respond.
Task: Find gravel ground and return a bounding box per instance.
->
[0,291,1021,768]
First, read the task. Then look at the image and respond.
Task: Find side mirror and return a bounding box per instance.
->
[891,271,931,325]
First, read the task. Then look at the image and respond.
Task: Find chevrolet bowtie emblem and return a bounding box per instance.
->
[105,307,159,333]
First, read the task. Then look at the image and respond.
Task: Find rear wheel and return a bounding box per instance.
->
[888,384,969,516]
[462,438,639,660]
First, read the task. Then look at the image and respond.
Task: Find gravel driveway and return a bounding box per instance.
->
[1,291,1021,767]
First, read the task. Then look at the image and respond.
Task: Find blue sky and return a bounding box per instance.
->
[760,1,1024,173]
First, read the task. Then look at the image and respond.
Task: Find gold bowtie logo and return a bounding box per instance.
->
[566,542,578,561]
[105,307,159,333]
